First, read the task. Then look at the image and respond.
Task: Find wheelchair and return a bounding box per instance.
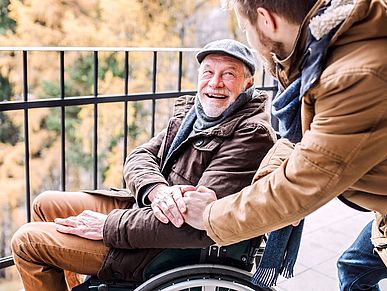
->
[73,236,274,291]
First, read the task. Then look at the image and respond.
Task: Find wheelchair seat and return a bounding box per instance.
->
[72,236,274,291]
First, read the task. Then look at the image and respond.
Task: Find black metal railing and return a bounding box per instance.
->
[0,47,277,270]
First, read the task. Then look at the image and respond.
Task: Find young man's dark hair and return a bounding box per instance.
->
[222,0,318,25]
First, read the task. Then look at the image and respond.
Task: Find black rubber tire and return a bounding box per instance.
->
[134,264,274,291]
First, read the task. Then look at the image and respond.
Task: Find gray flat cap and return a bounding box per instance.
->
[196,39,256,75]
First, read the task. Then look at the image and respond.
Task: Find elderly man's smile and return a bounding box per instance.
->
[205,93,228,99]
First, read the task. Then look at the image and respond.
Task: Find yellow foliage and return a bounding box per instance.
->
[103,142,123,187]
[0,0,210,211]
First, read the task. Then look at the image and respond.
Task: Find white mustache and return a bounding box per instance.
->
[201,87,230,96]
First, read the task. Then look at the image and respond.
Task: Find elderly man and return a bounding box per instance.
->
[181,0,387,289]
[11,39,275,291]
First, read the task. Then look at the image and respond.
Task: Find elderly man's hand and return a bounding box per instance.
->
[149,185,196,228]
[182,186,217,230]
[54,210,107,240]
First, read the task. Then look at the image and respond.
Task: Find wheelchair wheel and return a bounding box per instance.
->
[135,264,274,291]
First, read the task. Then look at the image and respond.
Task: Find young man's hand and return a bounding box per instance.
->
[182,185,217,230]
[54,210,107,240]
[149,185,195,227]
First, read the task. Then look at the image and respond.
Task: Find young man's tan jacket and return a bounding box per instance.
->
[203,0,387,264]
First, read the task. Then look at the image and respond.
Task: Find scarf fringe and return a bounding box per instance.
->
[281,258,296,279]
[251,267,279,288]
[251,259,297,287]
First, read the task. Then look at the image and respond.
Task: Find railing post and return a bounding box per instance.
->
[93,51,98,189]
[123,51,129,187]
[60,51,66,191]
[22,50,31,223]
[178,51,183,92]
[151,51,157,137]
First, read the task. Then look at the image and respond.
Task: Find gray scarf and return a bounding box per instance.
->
[164,85,256,164]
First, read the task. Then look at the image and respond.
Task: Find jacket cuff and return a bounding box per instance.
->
[135,177,168,207]
[138,183,162,207]
[103,209,124,247]
[203,201,224,245]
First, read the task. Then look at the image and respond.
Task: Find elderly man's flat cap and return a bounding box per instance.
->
[196,39,256,75]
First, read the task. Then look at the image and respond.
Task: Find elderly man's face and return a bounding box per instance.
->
[197,54,253,117]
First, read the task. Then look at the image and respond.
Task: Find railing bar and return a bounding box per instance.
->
[23,51,31,223]
[0,86,276,112]
[262,69,266,87]
[151,51,157,137]
[124,51,129,95]
[0,256,14,269]
[93,51,98,189]
[178,51,183,92]
[0,47,201,52]
[60,51,66,191]
[123,51,129,187]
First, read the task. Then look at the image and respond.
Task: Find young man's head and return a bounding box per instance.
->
[195,39,255,117]
[222,0,318,74]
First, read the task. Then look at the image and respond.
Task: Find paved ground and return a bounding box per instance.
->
[274,198,387,291]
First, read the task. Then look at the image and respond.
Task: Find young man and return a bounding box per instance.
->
[11,39,276,291]
[181,0,387,289]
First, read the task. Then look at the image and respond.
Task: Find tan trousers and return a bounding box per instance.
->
[11,191,132,291]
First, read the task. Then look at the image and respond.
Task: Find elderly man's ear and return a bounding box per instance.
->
[246,77,255,89]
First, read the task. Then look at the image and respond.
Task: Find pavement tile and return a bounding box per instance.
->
[296,238,338,269]
[274,199,386,290]
[312,255,341,280]
[276,263,309,284]
[276,268,338,291]
[302,224,358,254]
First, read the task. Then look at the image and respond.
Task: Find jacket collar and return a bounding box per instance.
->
[171,92,269,138]
[275,0,362,87]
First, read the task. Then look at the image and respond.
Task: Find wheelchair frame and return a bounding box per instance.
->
[73,236,273,291]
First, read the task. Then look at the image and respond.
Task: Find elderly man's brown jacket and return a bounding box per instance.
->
[97,93,275,281]
[203,0,387,263]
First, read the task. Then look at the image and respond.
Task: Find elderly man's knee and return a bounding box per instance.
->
[33,190,58,209]
[11,224,34,258]
[32,190,59,221]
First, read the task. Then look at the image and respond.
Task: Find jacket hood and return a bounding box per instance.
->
[276,0,387,86]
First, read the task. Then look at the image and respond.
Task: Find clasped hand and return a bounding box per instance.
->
[55,210,107,240]
[150,184,217,230]
[149,185,195,227]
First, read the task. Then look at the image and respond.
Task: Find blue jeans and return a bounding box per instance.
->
[337,221,387,290]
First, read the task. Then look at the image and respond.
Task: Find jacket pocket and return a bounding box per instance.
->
[82,188,135,201]
[192,137,222,152]
[169,137,223,185]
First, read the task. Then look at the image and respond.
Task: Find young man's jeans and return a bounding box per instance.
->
[338,221,387,290]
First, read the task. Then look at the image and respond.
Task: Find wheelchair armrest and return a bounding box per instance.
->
[204,236,263,271]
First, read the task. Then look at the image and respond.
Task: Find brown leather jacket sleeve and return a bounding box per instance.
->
[103,207,214,249]
[123,128,169,204]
